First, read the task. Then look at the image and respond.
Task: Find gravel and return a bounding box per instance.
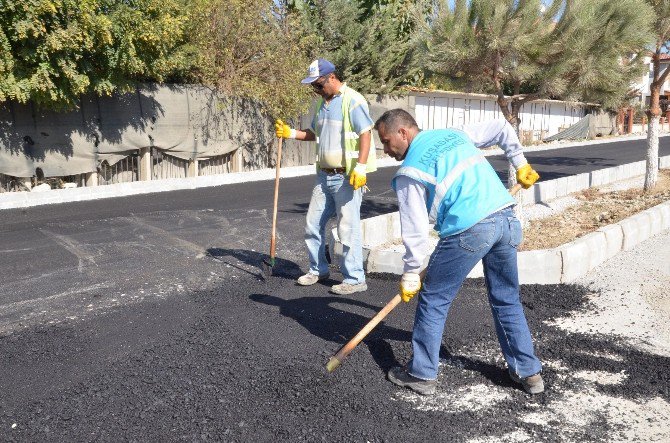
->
[523,174,651,222]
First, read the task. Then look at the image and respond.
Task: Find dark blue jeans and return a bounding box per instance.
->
[407,207,542,380]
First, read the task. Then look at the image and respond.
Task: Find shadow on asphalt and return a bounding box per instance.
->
[248,291,517,385]
[249,292,409,371]
[438,349,519,391]
[528,156,616,167]
[207,247,303,280]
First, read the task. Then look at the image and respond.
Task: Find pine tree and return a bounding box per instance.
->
[291,0,429,94]
[418,0,654,132]
[643,0,670,190]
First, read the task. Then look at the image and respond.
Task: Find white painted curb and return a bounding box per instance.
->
[345,199,670,284]
[332,156,670,284]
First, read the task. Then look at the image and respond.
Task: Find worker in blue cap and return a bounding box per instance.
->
[275,59,376,296]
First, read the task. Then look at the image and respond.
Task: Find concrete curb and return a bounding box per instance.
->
[343,200,670,284]
[518,155,670,206]
[332,156,670,284]
[0,165,307,210]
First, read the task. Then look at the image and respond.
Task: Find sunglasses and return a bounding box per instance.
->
[311,76,329,90]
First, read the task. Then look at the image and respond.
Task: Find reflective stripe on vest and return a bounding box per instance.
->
[393,129,514,237]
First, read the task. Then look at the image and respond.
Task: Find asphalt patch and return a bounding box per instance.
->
[1,272,667,442]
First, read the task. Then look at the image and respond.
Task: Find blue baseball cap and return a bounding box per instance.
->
[301,58,336,84]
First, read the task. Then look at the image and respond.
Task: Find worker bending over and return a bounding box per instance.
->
[374,109,543,396]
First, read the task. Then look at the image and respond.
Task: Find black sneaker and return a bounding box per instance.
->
[387,366,437,395]
[509,370,545,394]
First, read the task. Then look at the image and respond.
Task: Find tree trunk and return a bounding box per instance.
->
[644,114,660,191]
[645,84,661,191]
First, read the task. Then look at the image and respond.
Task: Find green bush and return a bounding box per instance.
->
[0,0,192,109]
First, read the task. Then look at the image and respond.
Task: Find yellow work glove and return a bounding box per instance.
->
[400,272,421,303]
[275,119,296,139]
[516,163,540,189]
[349,163,367,190]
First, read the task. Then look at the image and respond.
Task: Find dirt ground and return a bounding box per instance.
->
[521,169,670,251]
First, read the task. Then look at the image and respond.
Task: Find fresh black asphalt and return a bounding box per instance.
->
[0,137,669,441]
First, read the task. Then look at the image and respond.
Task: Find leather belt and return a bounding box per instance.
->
[321,167,346,174]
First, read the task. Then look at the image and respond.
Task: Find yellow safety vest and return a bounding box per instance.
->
[315,85,377,174]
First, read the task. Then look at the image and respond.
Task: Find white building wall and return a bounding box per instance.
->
[413,92,589,137]
[635,56,670,104]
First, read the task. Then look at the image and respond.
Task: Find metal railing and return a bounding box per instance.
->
[99,152,140,185]
[0,173,83,192]
[152,148,188,180]
[1,149,240,193]
[198,152,236,176]
[63,174,87,188]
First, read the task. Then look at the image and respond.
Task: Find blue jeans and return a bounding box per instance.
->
[408,207,542,380]
[305,170,365,284]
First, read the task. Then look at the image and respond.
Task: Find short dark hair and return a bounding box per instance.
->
[323,70,341,82]
[374,109,418,132]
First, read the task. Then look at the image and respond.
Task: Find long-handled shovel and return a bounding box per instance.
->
[326,183,525,372]
[262,137,283,276]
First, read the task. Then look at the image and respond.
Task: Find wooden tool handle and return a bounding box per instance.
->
[269,137,283,259]
[327,294,402,372]
[510,182,523,196]
[327,269,427,372]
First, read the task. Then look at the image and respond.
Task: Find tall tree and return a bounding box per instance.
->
[294,0,428,94]
[418,0,654,133]
[643,0,670,190]
[186,0,314,117]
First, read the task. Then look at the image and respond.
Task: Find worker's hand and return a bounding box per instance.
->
[400,272,421,302]
[516,163,540,189]
[275,119,296,139]
[349,163,367,190]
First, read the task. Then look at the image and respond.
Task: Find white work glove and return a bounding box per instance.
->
[349,163,367,190]
[400,272,421,302]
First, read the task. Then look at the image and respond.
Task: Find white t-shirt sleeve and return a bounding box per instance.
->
[460,119,527,169]
[395,175,430,273]
[349,97,374,135]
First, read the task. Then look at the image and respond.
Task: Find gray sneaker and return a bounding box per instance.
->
[330,282,368,295]
[387,366,437,395]
[297,272,330,286]
[509,370,545,394]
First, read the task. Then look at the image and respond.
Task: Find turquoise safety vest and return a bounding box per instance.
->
[315,85,376,174]
[392,129,514,238]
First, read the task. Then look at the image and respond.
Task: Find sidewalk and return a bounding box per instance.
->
[394,227,670,443]
[534,228,670,442]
